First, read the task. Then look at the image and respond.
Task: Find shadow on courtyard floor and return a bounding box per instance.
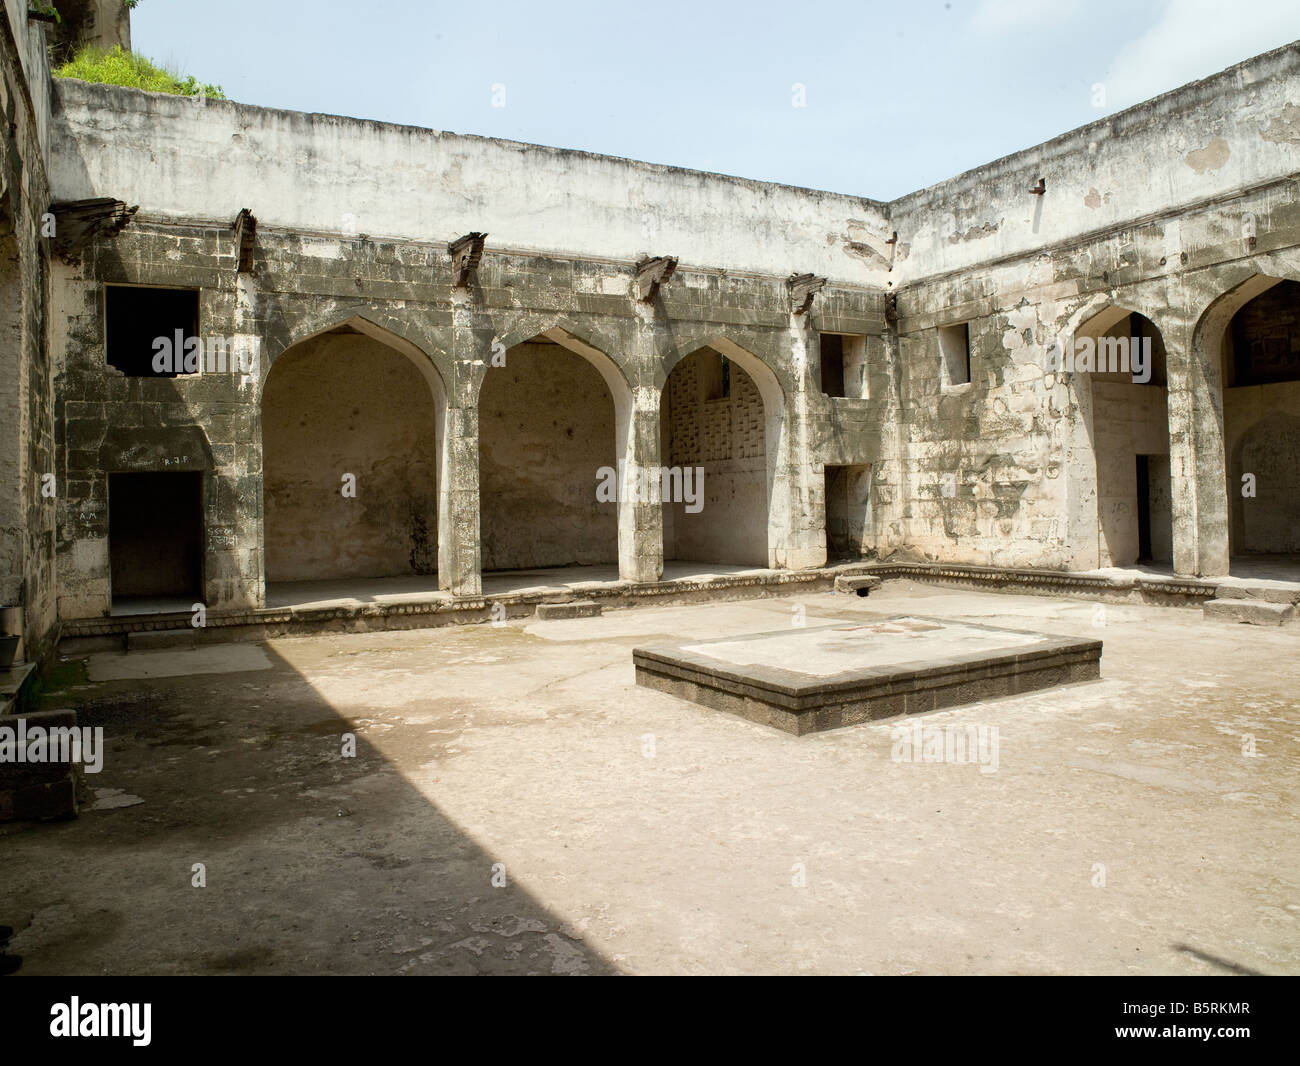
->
[0,641,618,975]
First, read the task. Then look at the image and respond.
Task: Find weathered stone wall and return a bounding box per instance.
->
[49,80,892,288]
[49,214,875,613]
[890,166,1300,576]
[51,224,257,617]
[889,45,1300,286]
[35,40,1300,619]
[1,3,56,666]
[884,43,1300,576]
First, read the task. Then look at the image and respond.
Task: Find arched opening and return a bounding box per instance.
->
[1219,279,1300,568]
[1075,307,1172,568]
[478,329,624,582]
[660,341,778,570]
[261,319,445,601]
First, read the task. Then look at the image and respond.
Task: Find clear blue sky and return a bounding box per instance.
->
[131,0,1300,200]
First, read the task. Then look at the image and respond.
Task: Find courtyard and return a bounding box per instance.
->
[3,582,1296,976]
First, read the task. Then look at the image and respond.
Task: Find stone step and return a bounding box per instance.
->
[1213,584,1300,605]
[834,575,883,597]
[126,628,198,652]
[1202,599,1295,626]
[58,634,125,656]
[535,600,602,620]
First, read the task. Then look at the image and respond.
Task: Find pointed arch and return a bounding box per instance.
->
[258,315,450,599]
[659,336,789,569]
[1064,302,1172,568]
[264,312,448,411]
[476,323,635,577]
[1195,271,1300,562]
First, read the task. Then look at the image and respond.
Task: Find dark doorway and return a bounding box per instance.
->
[1136,456,1152,562]
[824,463,872,561]
[109,472,204,605]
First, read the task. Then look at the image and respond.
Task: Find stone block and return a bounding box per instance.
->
[535,600,602,620]
[1203,599,1295,626]
[834,574,883,596]
[1213,584,1300,605]
[0,779,78,822]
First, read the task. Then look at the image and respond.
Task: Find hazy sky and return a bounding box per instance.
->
[131,0,1300,200]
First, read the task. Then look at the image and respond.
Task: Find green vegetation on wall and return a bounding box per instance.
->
[54,45,225,99]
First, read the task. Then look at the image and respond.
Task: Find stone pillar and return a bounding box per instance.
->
[1063,370,1101,570]
[618,384,664,584]
[225,273,262,609]
[1166,323,1230,577]
[625,304,666,583]
[771,319,827,569]
[441,305,485,597]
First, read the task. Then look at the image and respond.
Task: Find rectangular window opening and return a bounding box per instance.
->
[105,285,200,377]
[819,332,868,399]
[938,322,971,387]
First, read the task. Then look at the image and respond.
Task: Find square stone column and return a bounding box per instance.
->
[618,385,665,584]
[441,308,486,597]
[771,320,827,569]
[1165,323,1229,577]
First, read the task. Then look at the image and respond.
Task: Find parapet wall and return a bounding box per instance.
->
[891,42,1300,284]
[48,41,1300,291]
[49,80,892,287]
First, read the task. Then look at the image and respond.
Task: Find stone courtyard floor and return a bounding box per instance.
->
[2,581,1298,975]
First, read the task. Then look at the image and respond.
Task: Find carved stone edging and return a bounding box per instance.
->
[57,561,1246,647]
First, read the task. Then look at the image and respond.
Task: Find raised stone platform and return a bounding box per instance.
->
[633,616,1102,735]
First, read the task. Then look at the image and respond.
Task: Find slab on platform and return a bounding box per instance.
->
[633,615,1102,735]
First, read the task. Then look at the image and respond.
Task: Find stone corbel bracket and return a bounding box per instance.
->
[635,255,677,302]
[448,231,488,289]
[788,272,826,315]
[48,198,138,265]
[884,291,898,326]
[233,208,257,273]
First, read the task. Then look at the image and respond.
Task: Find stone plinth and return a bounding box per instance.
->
[634,616,1102,735]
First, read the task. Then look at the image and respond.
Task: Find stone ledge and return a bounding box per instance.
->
[54,561,1286,652]
[0,661,38,716]
[1214,584,1300,605]
[1203,599,1295,626]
